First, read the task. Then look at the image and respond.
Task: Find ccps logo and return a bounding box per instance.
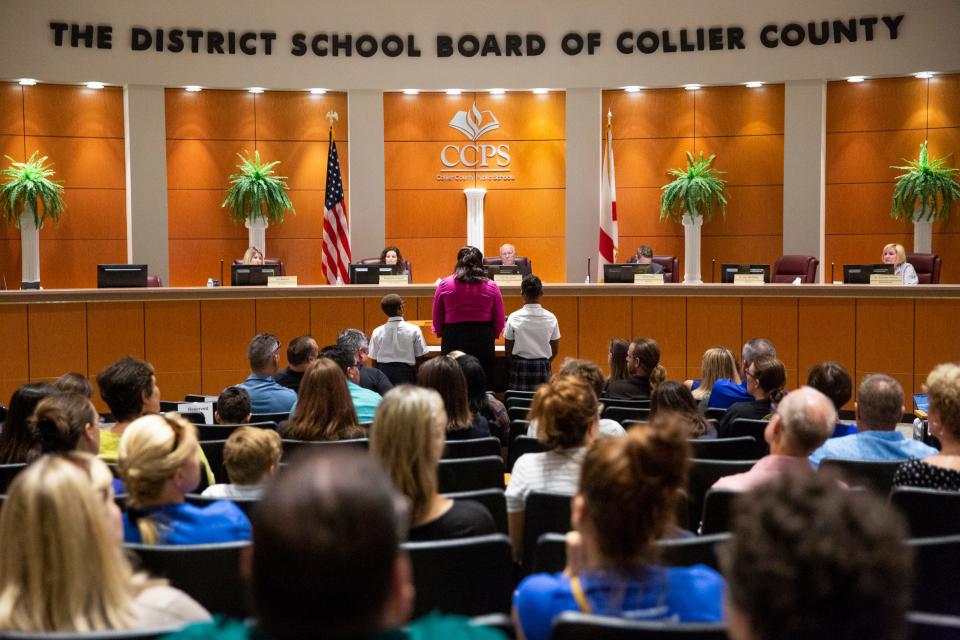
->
[440,103,511,174]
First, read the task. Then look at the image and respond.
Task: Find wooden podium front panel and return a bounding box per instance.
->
[632,296,686,379]
[200,299,256,395]
[0,304,28,406]
[685,298,742,382]
[798,298,856,406]
[742,298,798,390]
[578,296,632,370]
[856,298,916,399]
[28,303,87,380]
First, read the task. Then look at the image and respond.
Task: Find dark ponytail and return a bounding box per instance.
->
[754,356,787,405]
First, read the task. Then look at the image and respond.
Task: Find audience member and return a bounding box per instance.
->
[31,392,101,455]
[650,381,714,439]
[371,385,496,541]
[452,352,510,444]
[810,373,936,468]
[708,338,776,409]
[688,347,740,410]
[514,416,722,640]
[506,376,599,558]
[338,328,394,395]
[499,242,532,277]
[604,337,665,400]
[417,355,490,440]
[202,427,282,500]
[283,358,364,441]
[272,335,319,393]
[720,475,911,640]
[0,452,210,632]
[56,371,93,398]
[632,244,665,273]
[119,413,251,544]
[237,334,297,415]
[505,275,560,391]
[607,338,630,382]
[528,359,625,439]
[713,387,836,491]
[894,363,960,490]
[369,294,428,385]
[0,382,56,464]
[312,345,382,424]
[716,355,786,438]
[215,386,252,425]
[806,361,856,437]
[166,450,503,640]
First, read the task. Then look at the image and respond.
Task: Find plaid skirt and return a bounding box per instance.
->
[509,357,552,392]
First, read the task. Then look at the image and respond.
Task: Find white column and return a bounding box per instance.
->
[19,207,40,286]
[123,85,169,284]
[347,90,385,262]
[783,80,827,282]
[464,188,487,248]
[566,89,603,283]
[245,219,268,255]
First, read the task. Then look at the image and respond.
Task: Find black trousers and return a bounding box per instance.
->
[440,321,496,389]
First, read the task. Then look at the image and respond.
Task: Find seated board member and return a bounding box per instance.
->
[707,338,777,410]
[237,333,297,415]
[166,449,505,640]
[242,246,264,265]
[272,335,319,393]
[499,243,532,277]
[882,242,918,286]
[381,245,410,276]
[630,244,665,273]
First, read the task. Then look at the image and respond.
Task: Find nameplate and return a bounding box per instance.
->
[870,274,901,286]
[634,273,665,285]
[734,273,765,286]
[267,275,298,287]
[379,274,409,286]
[176,402,213,425]
[494,274,523,285]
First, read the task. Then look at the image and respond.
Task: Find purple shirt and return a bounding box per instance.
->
[711,455,813,492]
[432,275,505,337]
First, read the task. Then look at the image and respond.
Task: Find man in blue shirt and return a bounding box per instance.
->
[809,373,936,468]
[708,338,777,409]
[238,333,297,415]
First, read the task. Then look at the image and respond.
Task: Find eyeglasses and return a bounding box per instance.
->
[746,369,758,380]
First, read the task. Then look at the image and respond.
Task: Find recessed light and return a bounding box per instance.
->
[683,84,701,91]
[402,89,419,95]
[18,78,37,86]
[308,88,327,95]
[247,87,265,94]
[184,85,202,93]
[915,71,934,79]
[745,81,764,88]
[846,76,865,83]
[85,81,105,89]
[489,88,506,95]
[623,86,642,93]
[532,88,549,95]
[446,89,463,95]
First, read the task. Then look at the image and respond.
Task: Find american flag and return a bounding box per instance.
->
[322,129,351,284]
[599,110,618,273]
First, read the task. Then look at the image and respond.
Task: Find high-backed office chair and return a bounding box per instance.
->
[359,256,413,281]
[907,253,942,284]
[146,275,163,287]
[627,255,679,283]
[773,255,819,283]
[482,256,533,276]
[231,259,286,276]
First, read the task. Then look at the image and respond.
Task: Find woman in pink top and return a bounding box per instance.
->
[432,246,505,387]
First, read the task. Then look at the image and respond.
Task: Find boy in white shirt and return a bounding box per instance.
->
[369,294,429,385]
[202,426,282,500]
[504,275,560,391]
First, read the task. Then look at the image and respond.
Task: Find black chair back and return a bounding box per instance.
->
[908,611,960,640]
[657,532,732,571]
[468,613,516,639]
[689,437,761,461]
[442,488,508,535]
[196,421,277,442]
[404,534,513,617]
[250,412,290,424]
[443,437,502,460]
[819,458,902,494]
[124,541,250,618]
[602,405,650,423]
[507,436,546,472]
[437,456,505,493]
[505,396,534,411]
[504,389,536,402]
[551,611,728,640]
[0,463,28,494]
[599,397,650,409]
[281,438,370,459]
[533,532,567,574]
[891,487,960,538]
[186,493,260,519]
[704,407,726,421]
[508,405,532,422]
[684,459,757,530]
[509,419,530,443]
[908,534,960,615]
[699,489,739,535]
[522,491,573,574]
[727,419,769,455]
[199,439,228,484]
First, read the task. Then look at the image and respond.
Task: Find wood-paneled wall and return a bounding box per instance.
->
[165,89,349,286]
[826,74,960,283]
[602,85,785,281]
[384,92,566,283]
[0,83,127,288]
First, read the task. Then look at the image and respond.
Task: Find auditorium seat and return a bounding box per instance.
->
[627,255,679,283]
[186,493,259,518]
[727,419,770,456]
[0,463,28,494]
[521,491,573,574]
[818,458,901,494]
[482,255,533,275]
[507,435,546,472]
[683,460,757,529]
[689,436,760,461]
[908,534,960,616]
[442,437,502,460]
[551,605,728,639]
[890,487,960,538]
[281,438,369,459]
[359,256,413,281]
[772,255,819,283]
[441,488,508,535]
[907,253,942,284]
[196,421,277,441]
[250,412,289,424]
[437,456,505,493]
[698,488,739,534]
[146,274,163,288]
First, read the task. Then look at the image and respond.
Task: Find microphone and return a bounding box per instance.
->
[711,259,716,283]
[220,259,224,286]
[831,262,835,283]
[586,258,591,284]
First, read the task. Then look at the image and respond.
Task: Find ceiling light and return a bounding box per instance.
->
[85,81,105,89]
[915,71,934,79]
[683,84,701,91]
[446,89,463,95]
[247,87,265,94]
[309,88,327,95]
[846,76,865,83]
[745,81,764,88]
[18,78,37,86]
[623,86,642,93]
[184,85,202,93]
[532,88,549,95]
[402,89,419,95]
[489,88,506,95]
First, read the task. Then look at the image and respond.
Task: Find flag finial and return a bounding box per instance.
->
[326,111,339,127]
[607,109,612,126]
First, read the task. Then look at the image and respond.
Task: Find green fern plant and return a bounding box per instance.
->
[0,151,65,228]
[222,150,294,224]
[659,151,728,223]
[891,141,959,223]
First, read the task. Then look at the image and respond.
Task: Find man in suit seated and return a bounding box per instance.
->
[499,243,532,277]
[633,244,664,273]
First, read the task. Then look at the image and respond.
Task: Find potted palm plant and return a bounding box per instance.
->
[222,150,294,255]
[891,141,959,253]
[0,151,65,288]
[659,151,727,284]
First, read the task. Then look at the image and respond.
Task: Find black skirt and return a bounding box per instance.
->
[441,321,496,387]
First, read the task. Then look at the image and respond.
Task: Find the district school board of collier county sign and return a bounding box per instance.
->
[47,14,905,58]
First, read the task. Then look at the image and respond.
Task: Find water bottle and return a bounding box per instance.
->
[206,278,214,287]
[335,275,344,286]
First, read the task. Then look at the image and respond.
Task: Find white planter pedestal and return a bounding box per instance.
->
[682,212,703,285]
[245,218,268,255]
[913,218,932,254]
[19,207,41,288]
[464,188,487,249]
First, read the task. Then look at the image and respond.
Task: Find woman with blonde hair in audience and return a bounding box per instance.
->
[608,338,630,382]
[282,358,363,441]
[513,415,723,640]
[650,381,715,438]
[0,452,209,631]
[506,375,599,558]
[119,413,251,544]
[371,385,495,541]
[881,242,918,285]
[688,347,740,408]
[894,363,960,490]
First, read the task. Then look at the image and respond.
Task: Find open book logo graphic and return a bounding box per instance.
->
[449,103,500,140]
